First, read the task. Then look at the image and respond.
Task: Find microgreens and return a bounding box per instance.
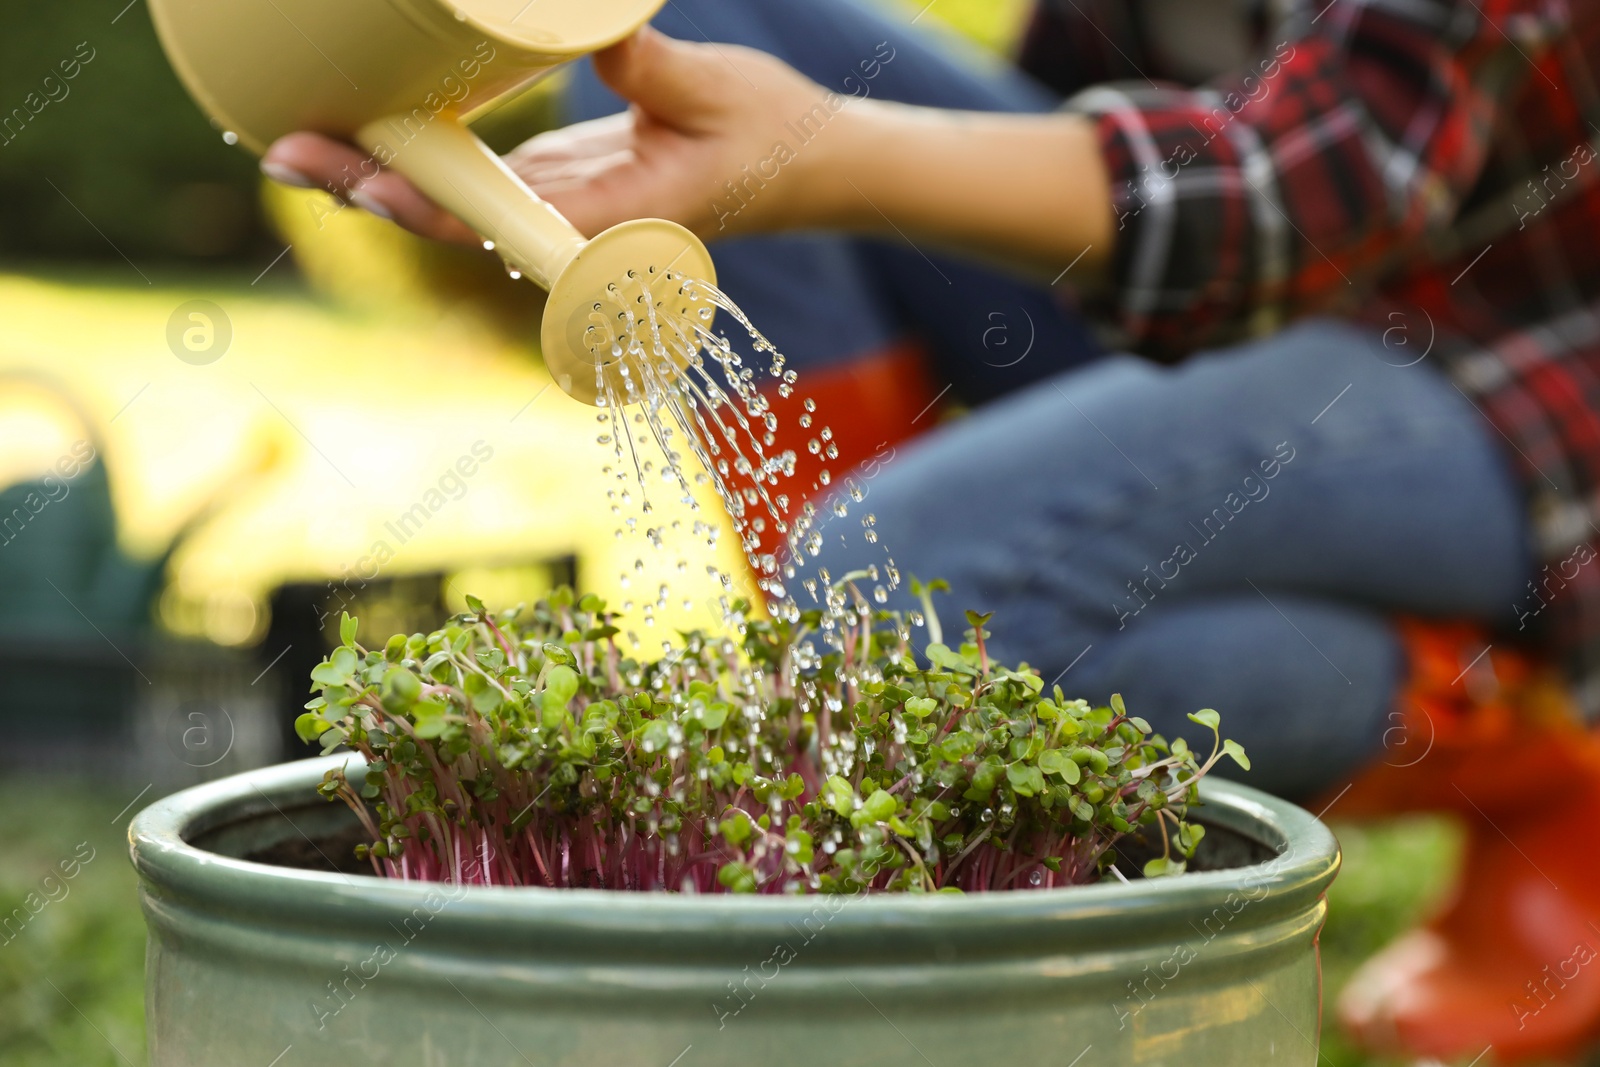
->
[300,580,1246,893]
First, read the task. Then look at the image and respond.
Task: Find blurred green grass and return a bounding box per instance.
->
[0,780,147,1067]
[0,774,1486,1067]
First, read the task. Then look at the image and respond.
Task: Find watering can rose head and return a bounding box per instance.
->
[301,580,1248,893]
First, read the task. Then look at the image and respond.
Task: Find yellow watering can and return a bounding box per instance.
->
[147,0,716,405]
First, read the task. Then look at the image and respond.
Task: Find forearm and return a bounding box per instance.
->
[795,100,1115,280]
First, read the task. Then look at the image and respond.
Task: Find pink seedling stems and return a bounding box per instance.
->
[309,590,1235,894]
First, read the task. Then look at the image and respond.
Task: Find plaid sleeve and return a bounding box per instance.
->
[1066,0,1567,359]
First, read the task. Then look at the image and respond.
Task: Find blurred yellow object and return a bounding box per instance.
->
[261,183,433,317]
[0,271,751,649]
[443,563,559,616]
[0,379,93,494]
[898,0,1034,52]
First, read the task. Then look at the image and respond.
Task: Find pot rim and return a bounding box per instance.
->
[130,755,1339,936]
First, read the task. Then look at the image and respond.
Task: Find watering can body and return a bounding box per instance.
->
[148,0,717,404]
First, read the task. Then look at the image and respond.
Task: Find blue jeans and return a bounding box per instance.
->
[566,0,1103,402]
[811,321,1535,800]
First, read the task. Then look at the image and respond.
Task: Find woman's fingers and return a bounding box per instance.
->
[346,171,479,244]
[525,154,649,237]
[256,25,825,258]
[592,29,726,130]
[260,132,365,190]
[504,112,634,167]
[515,148,637,194]
[260,131,477,244]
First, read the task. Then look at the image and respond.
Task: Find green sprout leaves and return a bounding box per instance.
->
[850,787,900,829]
[1188,707,1250,770]
[310,646,358,687]
[305,583,1239,894]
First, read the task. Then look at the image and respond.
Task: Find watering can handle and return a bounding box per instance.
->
[356,115,586,291]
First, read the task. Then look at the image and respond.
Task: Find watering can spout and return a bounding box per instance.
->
[357,115,587,290]
[147,0,715,406]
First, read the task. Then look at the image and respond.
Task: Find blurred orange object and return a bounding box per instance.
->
[1337,619,1600,1063]
[749,340,943,560]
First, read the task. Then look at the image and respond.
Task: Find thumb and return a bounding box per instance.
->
[593,28,723,129]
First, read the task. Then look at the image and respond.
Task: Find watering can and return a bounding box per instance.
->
[146,0,716,405]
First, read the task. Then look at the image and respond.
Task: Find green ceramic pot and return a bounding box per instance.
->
[131,755,1339,1066]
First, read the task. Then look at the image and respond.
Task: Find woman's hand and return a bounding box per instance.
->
[261,27,1113,280]
[260,28,830,243]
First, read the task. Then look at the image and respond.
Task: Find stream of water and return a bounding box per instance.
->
[584,267,911,773]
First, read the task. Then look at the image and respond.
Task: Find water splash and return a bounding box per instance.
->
[580,266,915,776]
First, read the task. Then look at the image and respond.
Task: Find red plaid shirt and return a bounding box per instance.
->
[1025,0,1600,714]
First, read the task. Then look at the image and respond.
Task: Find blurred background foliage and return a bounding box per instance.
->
[0,0,270,262]
[0,1,1496,1065]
